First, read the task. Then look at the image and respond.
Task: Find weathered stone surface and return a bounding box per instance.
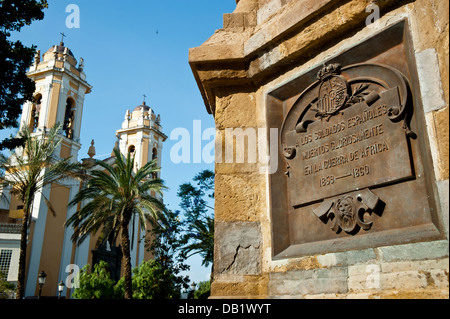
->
[214,173,265,221]
[215,222,262,275]
[215,89,257,129]
[434,107,449,180]
[318,249,377,268]
[437,179,449,238]
[269,267,349,296]
[376,241,449,262]
[211,274,269,298]
[416,49,446,113]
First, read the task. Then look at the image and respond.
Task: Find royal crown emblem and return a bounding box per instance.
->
[314,64,350,117]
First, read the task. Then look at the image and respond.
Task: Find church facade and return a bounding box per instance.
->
[0,42,166,298]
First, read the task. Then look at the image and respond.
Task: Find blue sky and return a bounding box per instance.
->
[6,0,237,285]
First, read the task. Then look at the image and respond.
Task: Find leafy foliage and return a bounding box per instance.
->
[178,170,214,268]
[194,280,211,299]
[66,147,167,299]
[0,272,15,299]
[72,261,122,299]
[143,209,190,299]
[116,259,188,299]
[0,124,84,299]
[75,258,189,300]
[0,0,48,150]
[0,124,84,208]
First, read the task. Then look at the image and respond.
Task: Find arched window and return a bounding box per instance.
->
[63,98,75,139]
[30,94,42,132]
[152,148,158,179]
[128,145,135,154]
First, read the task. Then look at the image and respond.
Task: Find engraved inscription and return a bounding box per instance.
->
[285,96,412,207]
[280,63,415,234]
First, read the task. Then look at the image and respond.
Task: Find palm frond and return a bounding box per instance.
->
[66,147,167,248]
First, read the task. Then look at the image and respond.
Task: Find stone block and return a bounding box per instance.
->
[257,0,282,25]
[211,276,268,298]
[380,271,428,290]
[348,264,381,292]
[215,222,262,275]
[215,91,257,129]
[269,267,348,296]
[215,173,265,222]
[416,49,446,113]
[333,249,377,266]
[377,241,449,262]
[223,13,245,31]
[381,258,449,273]
[437,179,449,238]
[434,108,449,180]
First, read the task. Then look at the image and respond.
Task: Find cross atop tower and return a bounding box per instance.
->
[60,32,66,46]
[143,94,147,105]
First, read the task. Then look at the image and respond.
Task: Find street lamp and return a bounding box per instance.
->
[58,281,65,299]
[180,290,189,299]
[38,271,47,299]
[190,282,196,299]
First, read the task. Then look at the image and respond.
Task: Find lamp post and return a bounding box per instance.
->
[37,271,47,299]
[190,282,196,299]
[58,281,65,299]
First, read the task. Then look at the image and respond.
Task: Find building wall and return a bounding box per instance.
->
[35,184,71,296]
[190,0,449,298]
[0,234,20,282]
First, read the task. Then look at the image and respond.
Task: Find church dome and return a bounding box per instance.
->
[42,42,78,67]
[133,101,154,114]
[45,43,75,58]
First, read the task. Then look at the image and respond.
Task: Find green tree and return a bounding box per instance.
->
[0,272,15,299]
[72,261,122,299]
[178,170,214,269]
[0,0,48,150]
[141,209,190,299]
[116,259,189,299]
[0,124,84,299]
[194,280,211,299]
[74,211,190,300]
[66,147,167,299]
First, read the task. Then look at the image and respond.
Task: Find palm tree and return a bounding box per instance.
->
[0,124,84,299]
[65,147,167,299]
[182,216,214,267]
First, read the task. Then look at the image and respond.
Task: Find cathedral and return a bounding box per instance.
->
[0,41,166,298]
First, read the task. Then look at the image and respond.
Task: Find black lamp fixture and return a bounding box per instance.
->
[37,271,47,299]
[58,281,65,299]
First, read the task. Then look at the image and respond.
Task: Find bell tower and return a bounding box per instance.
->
[116,100,167,174]
[17,41,92,297]
[20,40,92,160]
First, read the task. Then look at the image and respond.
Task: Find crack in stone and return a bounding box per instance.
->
[223,243,260,273]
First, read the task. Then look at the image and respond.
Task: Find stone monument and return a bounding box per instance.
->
[190,0,448,298]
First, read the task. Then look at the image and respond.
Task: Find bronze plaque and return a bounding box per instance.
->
[268,20,444,259]
[282,64,414,208]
